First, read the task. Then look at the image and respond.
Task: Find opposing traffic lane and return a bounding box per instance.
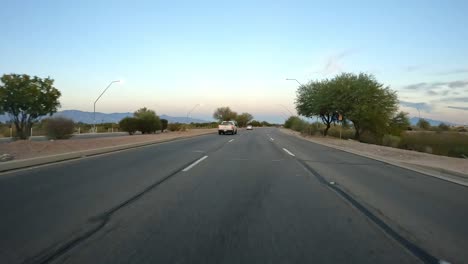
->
[270,128,468,264]
[0,133,226,264]
[50,128,418,263]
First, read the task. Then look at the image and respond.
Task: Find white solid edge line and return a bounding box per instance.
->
[282,148,295,157]
[228,139,234,143]
[182,156,208,172]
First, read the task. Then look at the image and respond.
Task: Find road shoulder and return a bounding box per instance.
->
[0,129,216,172]
[279,128,468,186]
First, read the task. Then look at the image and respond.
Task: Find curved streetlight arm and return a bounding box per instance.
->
[186,104,201,123]
[93,80,120,132]
[285,78,304,86]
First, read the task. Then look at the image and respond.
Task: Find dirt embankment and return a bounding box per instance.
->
[0,129,216,161]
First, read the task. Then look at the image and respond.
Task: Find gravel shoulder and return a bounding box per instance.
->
[0,129,216,161]
[280,128,468,178]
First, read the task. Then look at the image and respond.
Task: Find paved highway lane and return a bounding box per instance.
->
[269,128,468,264]
[0,133,227,264]
[1,128,465,263]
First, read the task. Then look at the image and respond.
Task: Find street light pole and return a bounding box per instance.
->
[186,104,201,124]
[94,80,120,133]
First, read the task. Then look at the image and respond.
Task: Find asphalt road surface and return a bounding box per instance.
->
[0,128,467,264]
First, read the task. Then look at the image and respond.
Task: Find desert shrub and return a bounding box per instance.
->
[290,118,308,132]
[400,132,468,158]
[45,117,75,139]
[359,132,382,145]
[327,126,354,139]
[168,123,184,131]
[119,117,139,135]
[382,134,401,148]
[284,116,301,129]
[300,124,321,136]
[438,123,450,131]
[417,119,431,130]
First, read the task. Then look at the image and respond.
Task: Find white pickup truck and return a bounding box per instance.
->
[218,121,238,135]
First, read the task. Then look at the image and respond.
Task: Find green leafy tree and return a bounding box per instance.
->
[249,120,261,127]
[331,73,398,139]
[388,111,410,136]
[161,119,168,132]
[119,117,139,135]
[235,112,253,127]
[296,79,337,136]
[213,106,237,122]
[261,121,271,127]
[0,74,61,139]
[417,118,431,130]
[134,107,161,134]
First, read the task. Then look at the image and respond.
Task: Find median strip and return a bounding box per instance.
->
[182,156,208,172]
[282,148,295,157]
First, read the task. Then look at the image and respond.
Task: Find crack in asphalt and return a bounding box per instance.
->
[295,159,441,264]
[22,138,232,264]
[268,131,441,264]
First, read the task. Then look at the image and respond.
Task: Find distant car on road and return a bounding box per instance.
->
[246,125,253,130]
[218,121,238,135]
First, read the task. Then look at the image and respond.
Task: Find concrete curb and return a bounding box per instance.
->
[280,129,468,187]
[0,131,216,173]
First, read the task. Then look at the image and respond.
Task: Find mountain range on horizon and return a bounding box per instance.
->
[0,110,209,124]
[0,110,462,126]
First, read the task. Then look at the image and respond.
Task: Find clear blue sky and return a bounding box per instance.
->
[1,0,467,123]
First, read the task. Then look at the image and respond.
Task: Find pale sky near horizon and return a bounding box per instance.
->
[1,0,467,124]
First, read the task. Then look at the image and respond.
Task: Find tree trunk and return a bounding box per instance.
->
[324,123,331,136]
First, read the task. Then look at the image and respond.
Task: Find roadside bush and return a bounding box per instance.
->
[382,134,401,148]
[119,117,139,135]
[284,116,301,129]
[327,126,354,139]
[168,123,185,131]
[300,124,321,136]
[417,118,431,130]
[290,118,308,132]
[438,123,450,131]
[137,116,161,134]
[400,132,468,158]
[359,132,382,145]
[44,117,75,139]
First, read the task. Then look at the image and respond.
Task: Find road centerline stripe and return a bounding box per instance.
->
[182,156,208,172]
[270,137,274,141]
[228,139,234,143]
[282,148,295,156]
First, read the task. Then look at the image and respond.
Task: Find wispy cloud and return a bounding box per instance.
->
[438,97,468,103]
[319,49,356,76]
[427,90,438,96]
[448,106,468,111]
[435,68,468,75]
[399,100,432,112]
[403,80,468,90]
[447,80,468,88]
[404,65,424,72]
[404,82,429,90]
